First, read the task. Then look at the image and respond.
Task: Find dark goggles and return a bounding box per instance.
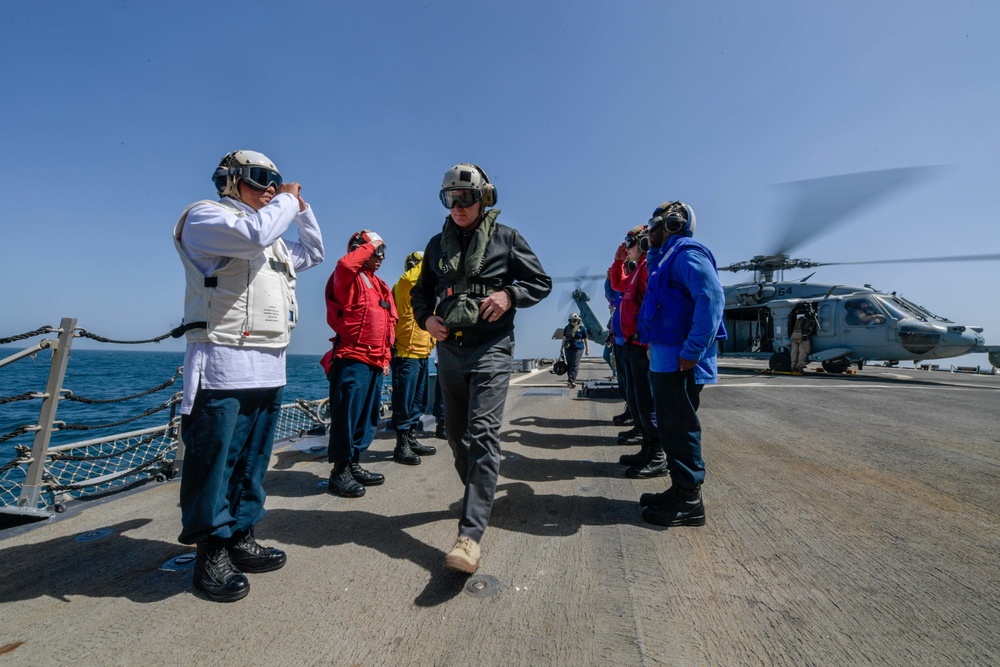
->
[624,235,642,248]
[374,244,386,259]
[439,188,483,209]
[237,166,283,191]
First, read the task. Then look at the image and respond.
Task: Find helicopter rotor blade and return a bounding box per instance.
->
[812,253,1000,267]
[770,166,944,256]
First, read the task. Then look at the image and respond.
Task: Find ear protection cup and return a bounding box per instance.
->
[626,260,637,273]
[349,230,371,252]
[638,236,649,252]
[470,164,497,207]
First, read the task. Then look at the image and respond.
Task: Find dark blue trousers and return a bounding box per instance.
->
[327,357,384,465]
[565,347,583,383]
[390,356,429,432]
[178,386,284,545]
[649,370,705,489]
[622,343,657,439]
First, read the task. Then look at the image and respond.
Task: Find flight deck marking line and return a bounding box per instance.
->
[713,382,995,392]
[509,369,544,385]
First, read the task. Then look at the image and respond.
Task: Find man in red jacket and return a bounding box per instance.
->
[608,225,666,479]
[321,230,398,498]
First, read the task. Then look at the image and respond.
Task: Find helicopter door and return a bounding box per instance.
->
[814,302,836,339]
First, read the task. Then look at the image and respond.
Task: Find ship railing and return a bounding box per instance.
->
[0,318,331,519]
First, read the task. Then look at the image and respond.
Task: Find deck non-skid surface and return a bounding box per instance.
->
[1,359,998,666]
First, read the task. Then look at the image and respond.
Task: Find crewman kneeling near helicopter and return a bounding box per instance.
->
[637,201,726,527]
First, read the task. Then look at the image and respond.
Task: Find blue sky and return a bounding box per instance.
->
[2,1,998,366]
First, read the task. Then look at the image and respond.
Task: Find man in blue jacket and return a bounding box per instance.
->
[636,201,726,527]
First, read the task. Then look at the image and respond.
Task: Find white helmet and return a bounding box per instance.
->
[569,313,581,322]
[439,163,497,208]
[212,150,282,200]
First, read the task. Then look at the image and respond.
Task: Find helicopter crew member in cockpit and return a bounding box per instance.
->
[637,201,726,528]
[609,225,667,479]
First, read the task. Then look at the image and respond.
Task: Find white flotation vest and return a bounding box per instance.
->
[174,199,298,348]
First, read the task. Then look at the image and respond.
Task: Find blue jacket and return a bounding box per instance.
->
[604,278,625,345]
[638,235,726,383]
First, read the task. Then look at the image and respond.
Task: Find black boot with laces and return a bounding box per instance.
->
[194,539,250,602]
[227,527,287,573]
[407,429,437,456]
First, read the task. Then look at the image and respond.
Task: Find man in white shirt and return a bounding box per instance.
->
[173,150,324,602]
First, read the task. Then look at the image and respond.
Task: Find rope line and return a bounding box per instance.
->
[56,398,177,431]
[62,371,180,404]
[75,325,189,345]
[0,326,57,345]
[0,392,43,405]
[0,425,38,445]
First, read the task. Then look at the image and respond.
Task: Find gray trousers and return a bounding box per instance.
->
[436,334,514,542]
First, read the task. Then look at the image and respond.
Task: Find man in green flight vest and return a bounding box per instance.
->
[411,163,552,574]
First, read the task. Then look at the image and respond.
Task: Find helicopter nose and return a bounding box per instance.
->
[931,324,981,358]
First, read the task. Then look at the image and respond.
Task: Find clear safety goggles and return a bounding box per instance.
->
[439,188,483,209]
[236,166,283,191]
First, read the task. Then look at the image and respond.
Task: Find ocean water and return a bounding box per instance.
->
[0,349,331,465]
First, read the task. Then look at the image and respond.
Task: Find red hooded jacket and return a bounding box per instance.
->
[321,243,397,372]
[609,254,648,345]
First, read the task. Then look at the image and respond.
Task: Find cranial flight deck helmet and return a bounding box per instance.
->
[648,201,697,236]
[569,313,582,323]
[625,224,649,251]
[405,251,423,271]
[212,150,283,201]
[439,163,497,209]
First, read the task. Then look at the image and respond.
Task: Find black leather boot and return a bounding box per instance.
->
[641,485,706,527]
[393,431,421,465]
[619,435,648,467]
[435,422,446,439]
[350,452,385,486]
[626,442,668,479]
[227,527,287,573]
[328,461,365,497]
[612,409,633,426]
[639,486,676,508]
[407,429,437,456]
[617,425,643,444]
[193,539,250,602]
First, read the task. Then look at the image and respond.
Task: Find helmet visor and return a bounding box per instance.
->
[237,166,283,191]
[439,188,483,209]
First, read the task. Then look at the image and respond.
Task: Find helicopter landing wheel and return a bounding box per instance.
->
[822,358,851,374]
[768,351,791,372]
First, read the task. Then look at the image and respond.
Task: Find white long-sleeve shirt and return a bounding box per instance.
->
[178,193,324,413]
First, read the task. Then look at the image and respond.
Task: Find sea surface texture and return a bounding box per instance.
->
[0,349,330,465]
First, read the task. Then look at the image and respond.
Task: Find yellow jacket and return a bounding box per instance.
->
[393,263,435,358]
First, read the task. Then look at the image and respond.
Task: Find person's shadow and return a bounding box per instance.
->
[0,518,192,604]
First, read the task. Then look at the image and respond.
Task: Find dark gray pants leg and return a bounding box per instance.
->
[437,335,513,543]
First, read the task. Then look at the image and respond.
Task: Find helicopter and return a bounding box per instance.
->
[559,167,1000,373]
[716,167,1000,373]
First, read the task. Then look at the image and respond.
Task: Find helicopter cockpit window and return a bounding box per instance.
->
[845,297,887,327]
[876,297,922,322]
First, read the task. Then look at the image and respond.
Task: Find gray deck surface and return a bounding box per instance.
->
[1,358,998,666]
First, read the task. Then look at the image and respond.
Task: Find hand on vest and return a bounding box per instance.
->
[480,291,511,323]
[426,315,450,342]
